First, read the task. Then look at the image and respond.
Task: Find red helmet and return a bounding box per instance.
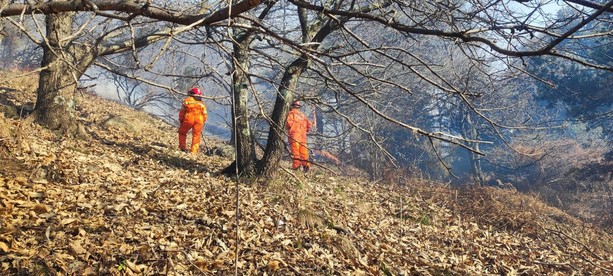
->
[291,100,302,107]
[189,87,203,96]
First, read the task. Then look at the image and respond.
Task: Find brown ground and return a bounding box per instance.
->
[1,71,612,275]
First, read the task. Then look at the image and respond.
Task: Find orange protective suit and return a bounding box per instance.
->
[285,107,312,170]
[178,96,207,154]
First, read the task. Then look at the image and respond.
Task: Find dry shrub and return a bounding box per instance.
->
[449,186,579,237]
[380,166,409,184]
[487,135,612,232]
[0,114,12,159]
[0,70,38,122]
[488,137,607,189]
[296,208,326,229]
[0,113,10,139]
[0,70,38,101]
[537,148,613,230]
[333,235,360,260]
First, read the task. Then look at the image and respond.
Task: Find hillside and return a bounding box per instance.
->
[1,73,613,275]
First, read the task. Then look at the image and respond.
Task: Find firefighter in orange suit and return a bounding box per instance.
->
[178,87,208,154]
[285,100,313,172]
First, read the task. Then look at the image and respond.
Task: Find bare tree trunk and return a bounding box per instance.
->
[464,114,484,185]
[257,57,308,177]
[35,13,93,135]
[230,31,257,176]
[229,5,343,177]
[257,9,344,177]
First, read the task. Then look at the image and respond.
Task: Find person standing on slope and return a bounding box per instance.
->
[285,100,313,173]
[178,87,208,155]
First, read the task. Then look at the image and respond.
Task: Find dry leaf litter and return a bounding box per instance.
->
[1,73,612,275]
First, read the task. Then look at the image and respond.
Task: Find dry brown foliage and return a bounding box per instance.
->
[1,75,612,274]
[488,137,613,231]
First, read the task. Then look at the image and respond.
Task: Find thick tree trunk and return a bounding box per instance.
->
[257,15,342,177]
[257,57,308,177]
[219,23,258,177]
[230,10,336,178]
[230,33,257,176]
[35,13,93,135]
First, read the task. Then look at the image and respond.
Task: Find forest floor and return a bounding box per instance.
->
[1,72,613,275]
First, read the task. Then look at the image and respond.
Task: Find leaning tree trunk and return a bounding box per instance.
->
[257,11,342,177]
[35,12,93,135]
[257,57,308,177]
[236,5,343,177]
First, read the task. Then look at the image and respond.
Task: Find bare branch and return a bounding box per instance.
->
[0,0,262,26]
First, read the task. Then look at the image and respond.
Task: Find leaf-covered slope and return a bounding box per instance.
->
[1,79,612,275]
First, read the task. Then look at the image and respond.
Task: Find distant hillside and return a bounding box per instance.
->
[1,71,612,275]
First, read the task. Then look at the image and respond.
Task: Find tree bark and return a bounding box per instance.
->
[0,0,264,25]
[257,11,342,177]
[463,113,484,185]
[257,57,309,177]
[8,1,263,136]
[222,6,275,177]
[230,30,257,176]
[35,12,94,135]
